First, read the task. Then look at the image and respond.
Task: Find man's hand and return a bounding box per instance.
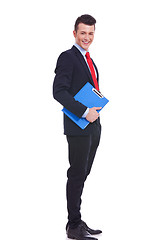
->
[86,107,102,123]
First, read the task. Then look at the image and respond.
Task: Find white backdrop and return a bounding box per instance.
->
[0,0,160,239]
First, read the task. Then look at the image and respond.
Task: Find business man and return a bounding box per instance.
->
[53,14,102,240]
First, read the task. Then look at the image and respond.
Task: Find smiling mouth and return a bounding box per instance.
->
[82,41,90,45]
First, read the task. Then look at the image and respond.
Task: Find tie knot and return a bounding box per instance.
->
[85,52,90,59]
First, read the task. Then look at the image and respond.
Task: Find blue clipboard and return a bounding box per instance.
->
[62,82,109,129]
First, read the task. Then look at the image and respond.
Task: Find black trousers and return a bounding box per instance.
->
[66,123,101,229]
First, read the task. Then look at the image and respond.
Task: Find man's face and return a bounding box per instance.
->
[73,23,95,51]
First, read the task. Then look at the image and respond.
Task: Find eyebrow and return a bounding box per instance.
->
[80,31,94,34]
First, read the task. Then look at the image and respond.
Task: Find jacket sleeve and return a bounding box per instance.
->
[53,52,87,118]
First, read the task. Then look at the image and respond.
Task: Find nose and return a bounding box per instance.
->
[84,34,90,41]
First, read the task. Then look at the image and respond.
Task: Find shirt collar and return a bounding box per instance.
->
[74,43,88,57]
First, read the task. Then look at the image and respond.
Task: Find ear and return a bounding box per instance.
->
[73,30,76,38]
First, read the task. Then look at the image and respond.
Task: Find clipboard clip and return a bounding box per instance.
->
[92,88,104,98]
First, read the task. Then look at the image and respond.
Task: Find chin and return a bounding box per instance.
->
[82,44,90,51]
[80,41,91,50]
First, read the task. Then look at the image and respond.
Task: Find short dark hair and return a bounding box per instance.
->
[74,14,96,32]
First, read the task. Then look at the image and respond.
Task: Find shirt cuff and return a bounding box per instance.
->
[82,108,89,118]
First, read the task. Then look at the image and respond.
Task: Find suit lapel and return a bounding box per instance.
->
[72,46,96,87]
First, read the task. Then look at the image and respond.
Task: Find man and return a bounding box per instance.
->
[53,14,102,240]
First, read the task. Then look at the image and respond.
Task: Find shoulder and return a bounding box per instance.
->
[56,46,81,68]
[57,46,76,60]
[55,47,76,73]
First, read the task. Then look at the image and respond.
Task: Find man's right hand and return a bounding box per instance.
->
[86,107,102,123]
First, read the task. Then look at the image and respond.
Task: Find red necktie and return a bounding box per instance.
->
[85,52,99,91]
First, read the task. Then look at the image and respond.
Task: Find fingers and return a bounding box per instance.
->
[93,107,102,111]
[86,107,101,123]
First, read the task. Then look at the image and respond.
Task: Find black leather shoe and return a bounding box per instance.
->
[67,223,98,240]
[81,221,102,235]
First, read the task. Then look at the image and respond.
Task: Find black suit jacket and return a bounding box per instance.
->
[53,45,101,135]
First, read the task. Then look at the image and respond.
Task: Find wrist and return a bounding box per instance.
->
[82,108,89,118]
